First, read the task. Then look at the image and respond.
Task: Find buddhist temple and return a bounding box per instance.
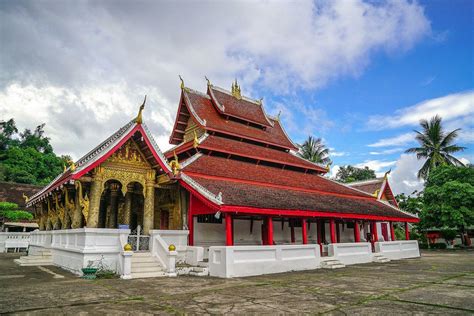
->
[20,78,420,278]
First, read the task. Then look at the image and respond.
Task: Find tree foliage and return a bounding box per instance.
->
[396,191,423,216]
[0,202,33,222]
[420,165,474,232]
[405,115,465,179]
[0,119,68,185]
[298,136,332,165]
[335,165,376,183]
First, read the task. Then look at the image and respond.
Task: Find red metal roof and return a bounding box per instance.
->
[184,89,297,150]
[208,86,273,127]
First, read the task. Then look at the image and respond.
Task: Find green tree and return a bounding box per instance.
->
[420,165,474,237]
[0,119,67,185]
[298,136,331,165]
[405,115,465,179]
[336,165,376,183]
[0,202,33,222]
[396,191,423,216]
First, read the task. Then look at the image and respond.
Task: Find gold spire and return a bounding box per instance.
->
[193,130,199,148]
[135,95,147,124]
[384,169,391,180]
[179,75,185,90]
[231,79,242,99]
[205,76,211,87]
[276,110,282,122]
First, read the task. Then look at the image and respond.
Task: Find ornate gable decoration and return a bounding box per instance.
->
[106,139,149,168]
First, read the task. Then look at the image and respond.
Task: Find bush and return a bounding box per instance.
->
[431,243,447,249]
[441,229,457,242]
[0,201,33,221]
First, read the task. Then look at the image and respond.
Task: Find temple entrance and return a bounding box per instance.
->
[97,180,145,230]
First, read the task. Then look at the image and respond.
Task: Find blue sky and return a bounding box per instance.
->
[0,0,472,194]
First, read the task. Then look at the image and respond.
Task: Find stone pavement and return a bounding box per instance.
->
[0,250,472,315]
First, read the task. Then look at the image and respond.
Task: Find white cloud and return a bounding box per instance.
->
[0,0,431,156]
[368,133,415,148]
[355,159,397,177]
[331,152,347,157]
[369,148,404,155]
[367,91,474,130]
[390,154,425,195]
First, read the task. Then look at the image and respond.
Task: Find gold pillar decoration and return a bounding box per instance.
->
[143,170,156,234]
[62,187,74,229]
[55,193,65,229]
[87,167,104,228]
[73,181,87,228]
[122,183,134,226]
[107,183,120,228]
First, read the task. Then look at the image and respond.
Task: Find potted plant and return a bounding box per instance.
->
[81,261,98,279]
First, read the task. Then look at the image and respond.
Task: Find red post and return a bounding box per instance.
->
[290,225,295,243]
[372,222,379,242]
[225,213,233,246]
[354,220,361,242]
[390,222,396,241]
[267,217,274,245]
[336,222,341,243]
[302,219,308,244]
[317,220,322,245]
[405,222,410,240]
[330,219,336,243]
[188,195,194,246]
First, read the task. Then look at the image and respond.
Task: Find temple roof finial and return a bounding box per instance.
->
[205,76,211,87]
[135,95,147,124]
[179,75,185,90]
[384,169,391,180]
[231,79,242,99]
[276,110,282,122]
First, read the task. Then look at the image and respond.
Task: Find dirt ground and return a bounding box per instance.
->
[0,250,472,315]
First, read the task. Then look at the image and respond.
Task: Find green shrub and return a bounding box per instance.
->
[0,202,33,221]
[441,229,457,242]
[431,243,447,249]
[419,243,429,249]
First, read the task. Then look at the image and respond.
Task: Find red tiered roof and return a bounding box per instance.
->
[208,86,273,127]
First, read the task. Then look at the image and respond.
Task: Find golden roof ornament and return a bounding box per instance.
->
[231,79,242,99]
[169,151,181,175]
[68,159,76,171]
[135,95,147,124]
[373,189,380,197]
[325,162,332,172]
[276,110,282,122]
[63,164,67,173]
[205,76,211,87]
[179,75,185,90]
[22,193,29,204]
[384,169,391,180]
[193,130,199,148]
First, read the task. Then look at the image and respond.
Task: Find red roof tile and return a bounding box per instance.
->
[185,89,297,150]
[208,87,273,127]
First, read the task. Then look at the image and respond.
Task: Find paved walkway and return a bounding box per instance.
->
[0,250,472,315]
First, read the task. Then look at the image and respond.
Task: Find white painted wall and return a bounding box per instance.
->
[328,242,373,265]
[209,244,321,278]
[375,241,420,259]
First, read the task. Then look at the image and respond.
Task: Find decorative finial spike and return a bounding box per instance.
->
[231,78,242,99]
[384,169,391,180]
[276,110,282,121]
[205,76,211,87]
[179,75,185,89]
[135,95,146,124]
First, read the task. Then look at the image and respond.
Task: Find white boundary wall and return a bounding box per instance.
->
[375,240,420,260]
[208,244,321,278]
[328,242,373,265]
[150,230,188,262]
[29,228,130,275]
[0,232,30,252]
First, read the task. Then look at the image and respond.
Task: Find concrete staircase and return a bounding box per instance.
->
[131,252,166,279]
[14,250,53,266]
[373,254,391,263]
[189,261,209,276]
[321,258,345,269]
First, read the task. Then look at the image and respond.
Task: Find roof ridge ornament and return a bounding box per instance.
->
[231,79,242,99]
[276,110,282,122]
[169,151,181,175]
[193,130,199,148]
[179,75,185,90]
[205,76,211,87]
[384,169,391,180]
[135,95,147,124]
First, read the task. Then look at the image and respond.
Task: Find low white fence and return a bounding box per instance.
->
[208,244,321,278]
[0,232,31,252]
[375,240,420,260]
[328,242,373,265]
[150,230,188,262]
[28,228,130,275]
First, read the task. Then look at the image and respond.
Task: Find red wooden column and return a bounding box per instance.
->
[329,219,336,243]
[188,195,194,246]
[301,219,308,244]
[390,222,396,241]
[354,220,361,242]
[225,213,233,246]
[267,217,274,245]
[372,222,379,242]
[405,222,410,240]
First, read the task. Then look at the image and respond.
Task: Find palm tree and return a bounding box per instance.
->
[298,136,332,165]
[405,115,465,179]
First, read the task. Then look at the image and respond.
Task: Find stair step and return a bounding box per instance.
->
[131,256,156,263]
[131,271,166,279]
[132,266,163,273]
[131,261,160,268]
[132,252,152,257]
